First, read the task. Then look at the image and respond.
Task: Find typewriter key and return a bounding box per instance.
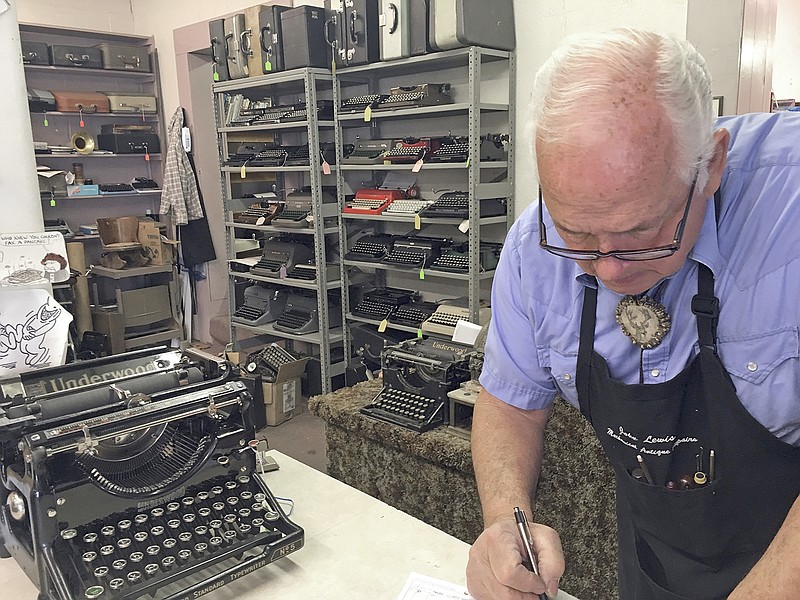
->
[210,486,224,497]
[108,578,125,592]
[196,491,210,502]
[239,523,252,536]
[251,502,264,514]
[82,550,98,564]
[225,481,238,491]
[226,496,239,507]
[117,538,132,550]
[198,507,212,518]
[238,508,252,520]
[212,501,226,513]
[150,507,165,518]
[161,556,176,571]
[83,532,99,544]
[84,585,105,599]
[166,502,180,513]
[208,519,222,530]
[179,532,193,543]
[251,517,265,530]
[151,525,165,537]
[117,519,132,532]
[100,526,115,538]
[163,537,177,550]
[240,490,254,502]
[127,571,142,584]
[182,513,196,524]
[264,508,280,522]
[223,530,237,544]
[254,493,266,503]
[194,525,208,536]
[100,545,115,557]
[111,559,127,571]
[133,531,148,543]
[129,551,144,563]
[134,514,148,526]
[181,496,194,508]
[146,545,160,556]
[193,542,208,557]
[224,514,238,524]
[144,563,159,577]
[93,566,109,580]
[61,528,78,540]
[167,518,181,531]
[177,549,192,563]
[237,474,251,485]
[209,536,223,548]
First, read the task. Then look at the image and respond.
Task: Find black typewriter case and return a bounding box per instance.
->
[0,355,303,600]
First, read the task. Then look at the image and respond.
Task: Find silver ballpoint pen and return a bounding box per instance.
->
[513,506,550,600]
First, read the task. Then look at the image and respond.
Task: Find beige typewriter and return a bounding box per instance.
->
[421,302,492,338]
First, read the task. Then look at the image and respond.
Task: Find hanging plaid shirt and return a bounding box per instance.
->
[160,107,203,225]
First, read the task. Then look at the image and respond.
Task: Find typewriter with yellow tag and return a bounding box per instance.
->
[339,93,388,114]
[376,83,452,111]
[351,287,416,321]
[381,236,449,269]
[360,338,471,432]
[0,347,303,600]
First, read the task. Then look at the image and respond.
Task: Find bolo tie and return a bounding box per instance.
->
[615,279,671,383]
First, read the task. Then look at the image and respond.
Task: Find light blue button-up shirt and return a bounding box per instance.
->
[480,112,800,444]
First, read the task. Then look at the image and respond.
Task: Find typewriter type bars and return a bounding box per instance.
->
[344,235,395,263]
[0,350,303,600]
[245,343,298,382]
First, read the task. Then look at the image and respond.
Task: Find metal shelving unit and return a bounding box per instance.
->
[213,67,344,394]
[333,46,516,346]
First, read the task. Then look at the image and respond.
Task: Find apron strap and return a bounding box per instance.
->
[576,281,598,421]
[691,263,719,353]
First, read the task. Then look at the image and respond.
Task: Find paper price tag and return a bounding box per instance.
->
[458,219,470,233]
[417,328,423,339]
[265,60,272,72]
[322,160,332,175]
[419,269,425,280]
[378,319,388,333]
[331,58,336,76]
[279,265,287,279]
[412,159,423,173]
[240,164,247,179]
[364,106,372,122]
[414,214,421,230]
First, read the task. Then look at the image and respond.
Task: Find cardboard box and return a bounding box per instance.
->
[261,356,310,427]
[138,220,179,265]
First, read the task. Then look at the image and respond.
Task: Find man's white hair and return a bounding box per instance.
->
[531,29,716,191]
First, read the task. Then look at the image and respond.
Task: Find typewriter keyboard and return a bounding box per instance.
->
[234,208,275,225]
[360,388,445,433]
[340,94,386,110]
[55,474,300,600]
[431,252,469,272]
[273,310,314,333]
[383,200,431,215]
[380,92,423,107]
[427,310,462,328]
[352,300,396,320]
[99,183,136,194]
[388,304,436,328]
[273,210,309,223]
[232,304,267,323]
[285,265,317,281]
[346,199,386,211]
[429,143,469,163]
[345,242,390,262]
[249,150,288,167]
[250,258,284,276]
[420,194,469,218]
[382,250,426,268]
[348,149,386,160]
[384,146,426,162]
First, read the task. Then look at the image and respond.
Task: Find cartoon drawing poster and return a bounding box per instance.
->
[0,288,72,376]
[0,231,70,287]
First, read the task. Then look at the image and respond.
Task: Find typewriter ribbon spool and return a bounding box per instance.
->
[71,130,95,154]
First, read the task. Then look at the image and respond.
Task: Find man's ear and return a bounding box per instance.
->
[701,128,730,198]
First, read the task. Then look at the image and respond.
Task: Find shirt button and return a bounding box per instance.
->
[650,369,660,378]
[747,362,758,372]
[563,373,572,381]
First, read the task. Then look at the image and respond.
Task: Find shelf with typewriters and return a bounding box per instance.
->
[213,66,347,395]
[332,45,515,361]
[20,23,185,355]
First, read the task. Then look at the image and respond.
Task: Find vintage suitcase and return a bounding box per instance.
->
[380,0,411,60]
[95,43,151,72]
[324,0,346,69]
[97,132,161,154]
[225,14,249,79]
[21,41,50,65]
[409,0,431,56]
[345,0,381,66]
[49,44,103,69]
[432,0,515,51]
[209,19,230,82]
[101,92,158,114]
[281,5,329,70]
[27,88,56,113]
[244,2,293,76]
[259,4,292,73]
[51,90,110,113]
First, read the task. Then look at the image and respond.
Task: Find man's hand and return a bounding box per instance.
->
[467,515,564,599]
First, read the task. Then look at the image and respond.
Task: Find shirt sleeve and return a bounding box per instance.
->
[479,223,559,410]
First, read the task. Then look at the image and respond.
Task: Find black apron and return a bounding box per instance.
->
[575,263,800,600]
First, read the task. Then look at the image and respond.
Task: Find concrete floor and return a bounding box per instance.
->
[258,397,327,473]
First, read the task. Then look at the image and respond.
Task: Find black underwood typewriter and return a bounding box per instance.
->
[351,287,416,320]
[344,234,397,262]
[419,192,506,219]
[341,139,395,165]
[376,84,452,110]
[339,94,388,113]
[360,338,471,432]
[429,242,503,273]
[250,240,314,278]
[381,237,449,269]
[231,285,288,326]
[273,294,342,335]
[387,301,439,328]
[0,347,303,600]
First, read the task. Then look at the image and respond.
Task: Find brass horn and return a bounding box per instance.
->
[70,130,95,155]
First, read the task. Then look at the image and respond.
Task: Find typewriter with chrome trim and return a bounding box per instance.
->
[284,143,338,167]
[360,338,471,432]
[376,83,452,110]
[250,239,314,278]
[351,287,416,321]
[427,136,469,163]
[0,347,303,600]
[382,198,433,215]
[341,139,395,165]
[429,242,503,274]
[231,285,289,326]
[381,236,449,269]
[419,192,506,219]
[273,294,342,335]
[344,234,397,263]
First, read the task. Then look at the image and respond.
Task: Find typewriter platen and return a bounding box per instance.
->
[0,347,303,600]
[360,338,471,432]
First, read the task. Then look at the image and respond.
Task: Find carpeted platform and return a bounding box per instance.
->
[309,381,619,600]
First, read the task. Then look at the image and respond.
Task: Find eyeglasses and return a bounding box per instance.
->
[538,173,698,261]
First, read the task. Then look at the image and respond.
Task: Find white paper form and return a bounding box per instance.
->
[396,573,474,600]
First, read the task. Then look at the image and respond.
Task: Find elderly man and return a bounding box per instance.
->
[467,29,800,600]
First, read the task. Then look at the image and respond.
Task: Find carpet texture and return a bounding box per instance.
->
[309,381,619,600]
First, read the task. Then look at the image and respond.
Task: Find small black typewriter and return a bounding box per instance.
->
[387,301,439,328]
[224,143,267,166]
[342,139,394,164]
[419,193,506,220]
[231,285,288,327]
[381,237,448,269]
[279,100,334,122]
[430,242,502,273]
[376,84,452,110]
[351,287,416,320]
[245,343,298,382]
[427,137,469,163]
[271,209,310,227]
[344,234,396,262]
[361,388,445,433]
[248,148,289,167]
[233,205,281,225]
[272,294,342,335]
[340,94,388,112]
[99,183,136,194]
